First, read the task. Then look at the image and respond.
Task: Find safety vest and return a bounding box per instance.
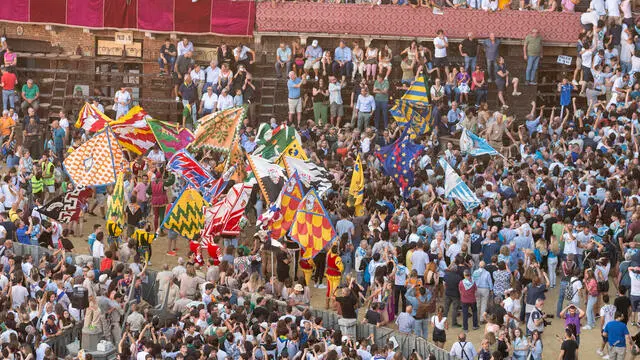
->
[31,177,43,194]
[42,162,55,186]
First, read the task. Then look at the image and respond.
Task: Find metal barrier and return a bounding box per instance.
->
[12,243,451,359]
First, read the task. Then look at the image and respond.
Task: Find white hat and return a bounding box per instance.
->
[260,322,269,329]
[99,274,108,283]
[312,40,318,47]
[294,284,304,292]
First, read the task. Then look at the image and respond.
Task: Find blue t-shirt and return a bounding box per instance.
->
[560,83,573,107]
[287,78,302,99]
[95,185,107,194]
[16,226,29,245]
[604,320,629,347]
[53,128,65,150]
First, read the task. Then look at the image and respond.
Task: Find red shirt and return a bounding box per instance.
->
[100,258,113,272]
[1,72,17,91]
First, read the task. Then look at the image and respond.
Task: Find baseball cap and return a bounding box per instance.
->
[312,40,318,47]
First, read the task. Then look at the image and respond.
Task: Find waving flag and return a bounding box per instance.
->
[64,128,125,186]
[289,189,337,260]
[375,130,424,197]
[347,155,365,216]
[225,138,248,183]
[253,123,301,160]
[276,138,307,167]
[248,155,286,204]
[282,156,332,195]
[258,172,305,240]
[438,157,481,211]
[161,188,209,239]
[36,186,93,223]
[190,107,245,152]
[107,172,125,226]
[201,165,235,203]
[167,149,214,190]
[202,183,252,241]
[108,106,156,155]
[390,75,433,135]
[75,102,111,132]
[147,118,195,158]
[460,129,499,157]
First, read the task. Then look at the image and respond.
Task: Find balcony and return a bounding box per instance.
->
[255,2,583,44]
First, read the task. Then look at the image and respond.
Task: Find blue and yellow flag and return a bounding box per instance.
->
[347,155,364,216]
[390,75,434,135]
[161,188,209,239]
[375,129,425,198]
[107,172,125,226]
[276,137,307,167]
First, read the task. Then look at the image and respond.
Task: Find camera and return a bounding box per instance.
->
[542,313,554,327]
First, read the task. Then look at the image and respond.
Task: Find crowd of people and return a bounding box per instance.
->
[1,0,640,359]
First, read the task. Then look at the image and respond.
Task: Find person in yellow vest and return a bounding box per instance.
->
[299,248,315,288]
[40,155,55,203]
[131,221,155,265]
[325,244,343,309]
[105,214,123,248]
[31,170,44,204]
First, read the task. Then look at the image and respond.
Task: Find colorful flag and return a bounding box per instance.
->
[161,188,209,239]
[107,172,125,226]
[202,183,252,242]
[226,137,248,183]
[248,154,286,205]
[108,106,157,155]
[438,157,481,211]
[347,155,365,216]
[201,165,235,203]
[261,172,305,240]
[63,128,125,186]
[36,186,93,223]
[253,123,301,160]
[460,129,500,157]
[289,189,337,260]
[282,156,332,195]
[75,102,111,132]
[275,137,307,167]
[375,129,424,197]
[167,149,214,190]
[390,75,434,135]
[147,118,195,158]
[189,107,245,152]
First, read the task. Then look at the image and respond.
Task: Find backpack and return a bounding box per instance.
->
[564,279,578,301]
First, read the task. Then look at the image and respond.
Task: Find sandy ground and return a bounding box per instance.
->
[68,213,631,360]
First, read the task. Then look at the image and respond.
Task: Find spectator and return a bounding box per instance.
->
[217,42,235,69]
[177,37,194,57]
[524,28,543,85]
[333,40,354,81]
[233,43,255,72]
[433,29,449,73]
[459,268,479,331]
[20,79,39,114]
[354,86,375,132]
[2,47,16,71]
[352,41,365,81]
[275,42,292,79]
[287,71,305,126]
[449,332,477,359]
[204,60,221,92]
[190,63,206,100]
[113,86,131,119]
[483,33,501,83]
[178,74,198,128]
[199,86,217,117]
[158,38,177,75]
[0,67,17,111]
[174,51,195,102]
[312,78,329,126]
[328,75,344,128]
[217,87,234,112]
[304,40,322,81]
[459,32,479,74]
[603,311,631,360]
[373,74,390,130]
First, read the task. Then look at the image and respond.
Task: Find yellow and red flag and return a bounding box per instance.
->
[265,172,305,240]
[109,106,157,155]
[75,102,111,132]
[288,189,337,260]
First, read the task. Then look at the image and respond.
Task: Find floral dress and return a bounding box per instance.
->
[493,269,511,297]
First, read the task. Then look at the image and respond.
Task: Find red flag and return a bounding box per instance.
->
[75,103,111,132]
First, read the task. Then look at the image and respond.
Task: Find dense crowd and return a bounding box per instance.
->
[1,1,640,359]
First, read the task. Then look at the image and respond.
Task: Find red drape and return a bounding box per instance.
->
[175,0,212,34]
[0,0,28,22]
[30,0,66,24]
[104,0,138,30]
[67,0,104,28]
[137,0,174,31]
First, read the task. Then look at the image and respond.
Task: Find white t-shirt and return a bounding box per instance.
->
[503,297,521,319]
[434,37,448,58]
[581,50,594,69]
[201,92,218,110]
[59,117,69,135]
[630,272,640,296]
[217,94,234,110]
[114,90,131,111]
[563,233,578,255]
[11,285,28,308]
[606,0,620,17]
[148,150,166,163]
[92,241,105,258]
[570,279,583,304]
[600,304,617,327]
